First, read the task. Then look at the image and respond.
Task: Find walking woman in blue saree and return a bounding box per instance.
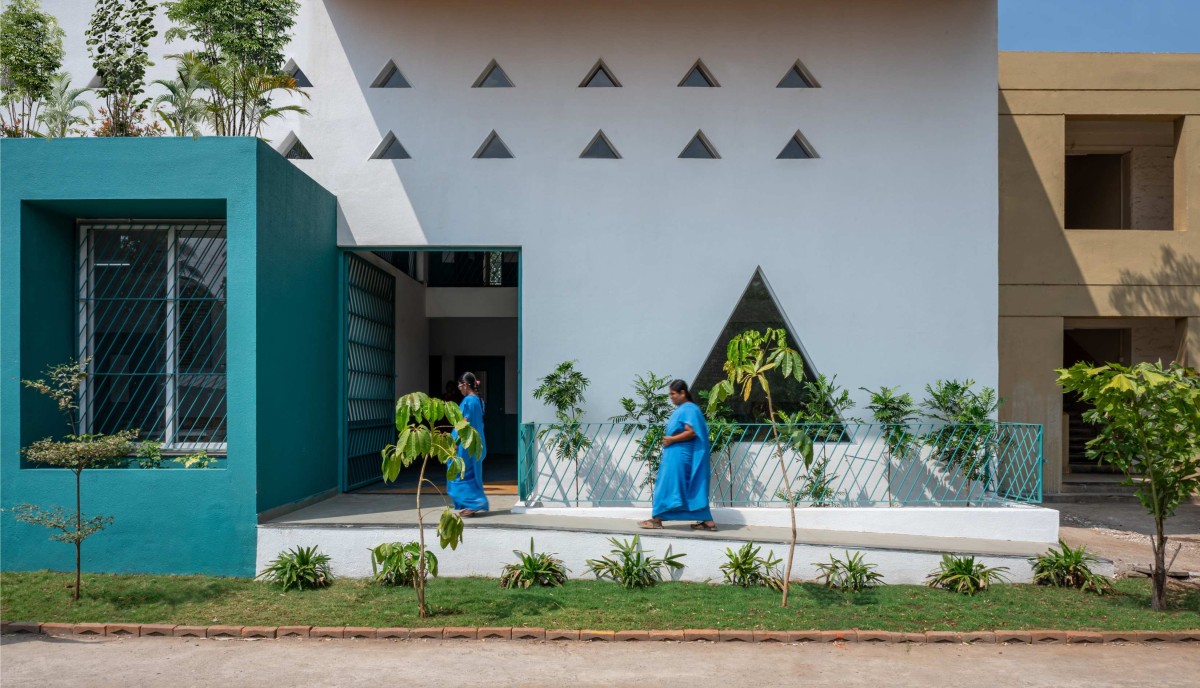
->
[448,372,489,516]
[639,380,717,531]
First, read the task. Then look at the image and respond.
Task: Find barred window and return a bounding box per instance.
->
[77,222,228,453]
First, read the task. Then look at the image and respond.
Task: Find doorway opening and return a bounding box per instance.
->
[1062,327,1129,474]
[342,248,520,492]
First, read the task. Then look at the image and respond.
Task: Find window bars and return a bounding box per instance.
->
[77,222,228,453]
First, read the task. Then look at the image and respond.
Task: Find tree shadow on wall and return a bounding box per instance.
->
[1110,245,1199,322]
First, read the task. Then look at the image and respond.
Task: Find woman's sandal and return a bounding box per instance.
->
[690,521,718,531]
[638,519,664,529]
[459,509,487,517]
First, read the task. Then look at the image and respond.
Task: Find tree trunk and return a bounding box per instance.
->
[415,455,430,618]
[1152,515,1168,611]
[765,396,796,608]
[74,469,82,603]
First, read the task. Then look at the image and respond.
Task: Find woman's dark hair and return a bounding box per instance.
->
[458,371,480,392]
[668,379,694,403]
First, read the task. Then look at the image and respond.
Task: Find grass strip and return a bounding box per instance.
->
[2,572,1197,632]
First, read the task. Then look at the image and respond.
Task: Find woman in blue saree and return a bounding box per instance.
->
[448,372,489,516]
[639,380,716,531]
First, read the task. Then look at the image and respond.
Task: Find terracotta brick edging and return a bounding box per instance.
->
[2,622,1197,644]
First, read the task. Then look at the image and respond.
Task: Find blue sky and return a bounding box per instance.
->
[1000,0,1200,52]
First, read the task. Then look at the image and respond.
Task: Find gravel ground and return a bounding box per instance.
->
[3,635,1200,688]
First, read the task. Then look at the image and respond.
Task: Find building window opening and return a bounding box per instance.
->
[1064,119,1177,230]
[78,222,228,453]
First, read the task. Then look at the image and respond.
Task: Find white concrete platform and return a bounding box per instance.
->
[257,493,1063,585]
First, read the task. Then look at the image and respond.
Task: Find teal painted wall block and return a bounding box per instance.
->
[1,138,337,576]
[254,144,339,512]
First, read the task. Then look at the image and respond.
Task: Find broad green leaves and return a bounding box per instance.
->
[382,392,483,483]
[1057,360,1200,611]
[437,508,464,550]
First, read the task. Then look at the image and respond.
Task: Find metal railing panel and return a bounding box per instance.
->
[517,421,1043,507]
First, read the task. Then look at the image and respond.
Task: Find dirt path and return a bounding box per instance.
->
[1053,503,1200,578]
[3,635,1199,688]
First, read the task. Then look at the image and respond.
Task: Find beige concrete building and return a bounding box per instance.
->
[998,52,1200,493]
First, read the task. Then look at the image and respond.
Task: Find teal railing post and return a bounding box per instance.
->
[517,423,535,502]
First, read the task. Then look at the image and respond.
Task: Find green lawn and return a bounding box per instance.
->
[2,572,1197,632]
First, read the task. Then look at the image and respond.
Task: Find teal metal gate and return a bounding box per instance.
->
[344,254,395,489]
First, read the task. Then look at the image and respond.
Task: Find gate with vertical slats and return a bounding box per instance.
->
[344,254,395,490]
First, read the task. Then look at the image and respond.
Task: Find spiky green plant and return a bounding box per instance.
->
[720,542,783,590]
[500,538,570,589]
[585,536,685,589]
[814,550,884,592]
[1031,540,1113,595]
[925,554,1008,595]
[257,545,333,591]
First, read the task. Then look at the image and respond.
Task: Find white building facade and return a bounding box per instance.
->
[44,0,999,423]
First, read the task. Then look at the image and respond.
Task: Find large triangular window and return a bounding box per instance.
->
[371,132,410,159]
[474,130,514,158]
[280,133,312,160]
[777,60,819,88]
[372,61,411,88]
[580,59,621,87]
[580,130,620,159]
[473,59,514,88]
[284,59,312,87]
[679,130,719,159]
[691,268,823,423]
[777,130,818,159]
[678,59,718,87]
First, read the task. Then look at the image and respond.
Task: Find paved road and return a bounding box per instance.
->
[3,636,1197,688]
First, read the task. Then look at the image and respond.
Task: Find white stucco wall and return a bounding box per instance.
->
[43,0,1000,423]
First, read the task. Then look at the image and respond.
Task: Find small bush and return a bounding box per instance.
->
[257,545,333,591]
[813,550,884,592]
[369,541,437,587]
[500,538,570,589]
[720,542,783,589]
[585,535,685,589]
[1031,540,1112,594]
[925,554,1008,595]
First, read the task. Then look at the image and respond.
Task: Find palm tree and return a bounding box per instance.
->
[152,53,209,138]
[195,58,308,137]
[36,73,93,138]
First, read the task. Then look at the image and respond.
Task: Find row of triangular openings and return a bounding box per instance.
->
[269,58,818,91]
[280,129,817,161]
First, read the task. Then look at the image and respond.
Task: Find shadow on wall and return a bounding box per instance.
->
[1111,245,1200,317]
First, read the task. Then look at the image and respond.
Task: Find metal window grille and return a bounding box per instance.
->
[77,222,228,453]
[345,254,395,489]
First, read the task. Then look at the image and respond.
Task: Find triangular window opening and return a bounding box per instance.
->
[777,61,819,88]
[474,130,513,159]
[283,135,312,160]
[691,268,827,425]
[580,130,620,159]
[372,61,411,88]
[473,60,514,88]
[86,73,103,89]
[284,60,312,88]
[679,130,719,159]
[678,60,718,87]
[372,132,410,160]
[581,60,621,88]
[778,131,818,159]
